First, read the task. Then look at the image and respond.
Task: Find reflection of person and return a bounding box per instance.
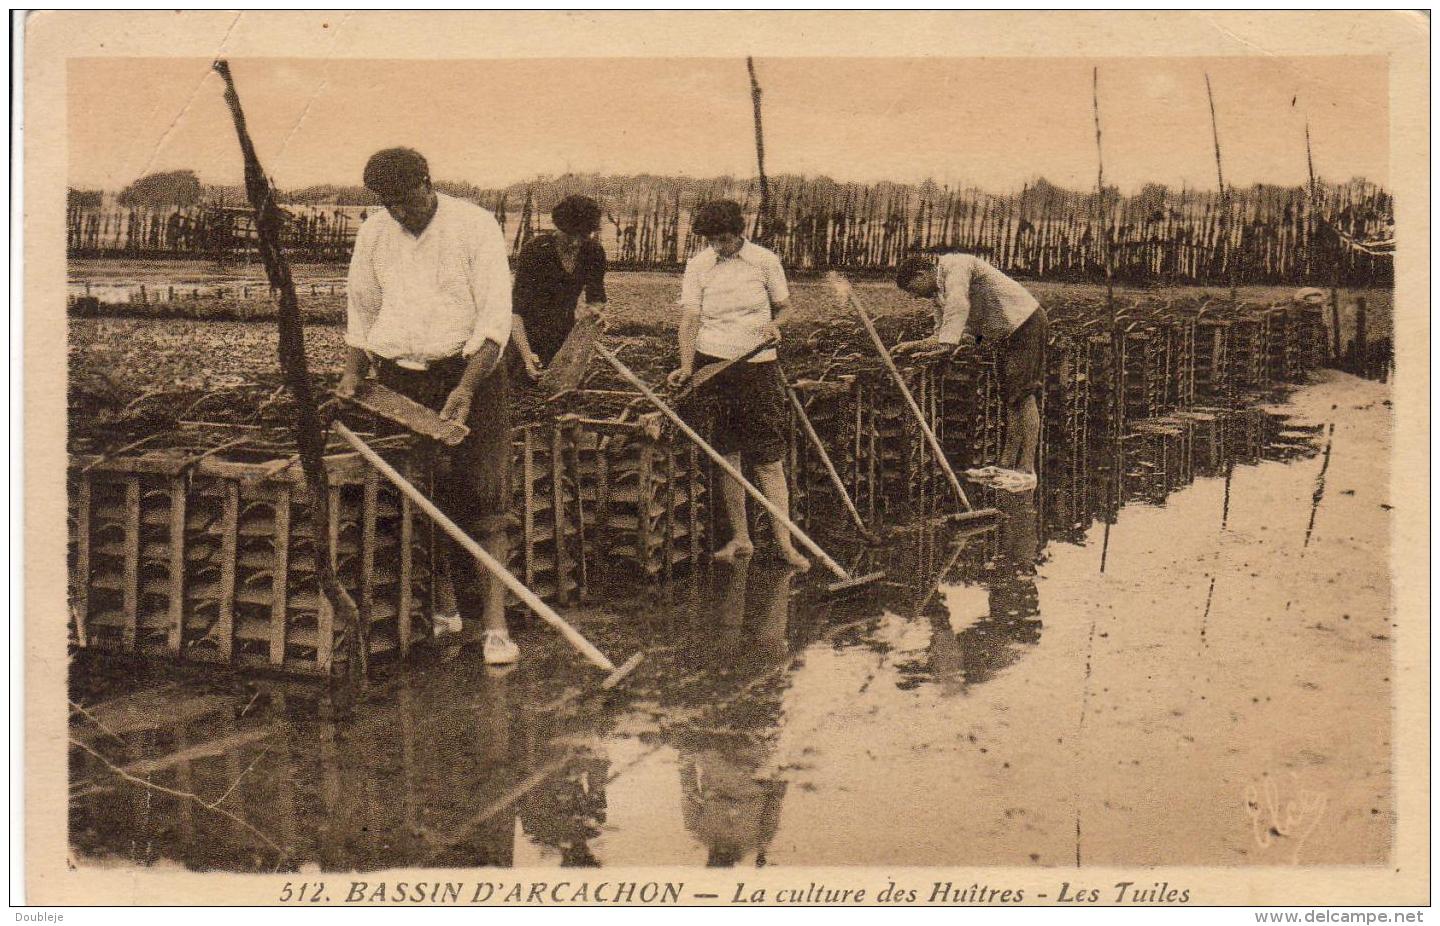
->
[893,252,1049,479]
[963,487,1041,685]
[994,487,1040,575]
[922,491,1042,692]
[667,200,809,570]
[510,195,608,379]
[337,147,518,665]
[678,561,793,866]
[680,738,787,867]
[954,575,1041,688]
[518,753,610,867]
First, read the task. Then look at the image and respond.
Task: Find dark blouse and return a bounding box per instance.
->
[512,233,607,364]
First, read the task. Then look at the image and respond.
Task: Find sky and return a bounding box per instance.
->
[67,55,1389,195]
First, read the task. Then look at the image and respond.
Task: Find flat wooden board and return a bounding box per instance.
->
[539,314,603,399]
[347,381,469,446]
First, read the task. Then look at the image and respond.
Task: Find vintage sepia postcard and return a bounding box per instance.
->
[19,10,1429,910]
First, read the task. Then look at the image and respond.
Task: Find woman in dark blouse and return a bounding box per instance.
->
[511,195,608,379]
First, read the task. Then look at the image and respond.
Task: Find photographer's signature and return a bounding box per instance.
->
[1243,776,1328,864]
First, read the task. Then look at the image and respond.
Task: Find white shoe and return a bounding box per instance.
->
[482,630,520,665]
[432,610,463,637]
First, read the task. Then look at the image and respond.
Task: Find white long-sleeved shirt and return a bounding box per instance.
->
[932,252,1039,345]
[345,193,512,368]
[679,240,789,362]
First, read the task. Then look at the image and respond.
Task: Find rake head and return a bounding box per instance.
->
[823,569,887,596]
[600,652,645,690]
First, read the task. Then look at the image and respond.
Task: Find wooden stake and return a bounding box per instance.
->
[1093,66,1115,327]
[214,60,365,687]
[1205,73,1237,303]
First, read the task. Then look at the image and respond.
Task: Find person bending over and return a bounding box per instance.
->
[511,194,608,379]
[894,251,1048,484]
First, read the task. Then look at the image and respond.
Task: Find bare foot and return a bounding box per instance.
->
[776,545,812,572]
[714,539,755,563]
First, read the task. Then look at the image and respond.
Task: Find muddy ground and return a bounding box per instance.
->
[67,270,1392,447]
[68,370,1393,871]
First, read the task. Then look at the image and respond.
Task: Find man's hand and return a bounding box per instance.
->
[522,350,543,381]
[440,385,474,423]
[666,366,693,388]
[760,322,782,343]
[336,371,361,399]
[338,346,370,399]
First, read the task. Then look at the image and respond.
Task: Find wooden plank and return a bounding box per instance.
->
[348,381,468,446]
[398,490,414,648]
[537,314,602,399]
[172,725,194,847]
[122,477,140,650]
[75,476,91,647]
[596,441,611,582]
[316,484,340,673]
[362,469,378,651]
[521,429,536,588]
[269,484,290,666]
[852,386,864,514]
[217,482,239,662]
[636,442,654,574]
[166,477,187,654]
[562,419,589,593]
[549,427,570,604]
[662,447,677,584]
[74,451,374,483]
[866,401,878,523]
[686,445,701,566]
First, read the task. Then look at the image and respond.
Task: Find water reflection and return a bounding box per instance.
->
[519,752,609,867]
[897,490,1043,695]
[68,403,1326,873]
[672,560,793,867]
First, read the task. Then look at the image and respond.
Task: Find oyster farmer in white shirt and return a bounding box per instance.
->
[667,200,809,570]
[336,147,519,665]
[892,251,1050,484]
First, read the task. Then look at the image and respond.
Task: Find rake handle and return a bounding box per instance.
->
[674,338,779,402]
[846,291,973,511]
[333,422,616,673]
[594,343,852,583]
[784,383,875,540]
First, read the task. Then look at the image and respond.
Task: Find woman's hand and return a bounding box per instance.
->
[336,371,361,399]
[760,322,782,343]
[666,365,693,388]
[522,350,544,381]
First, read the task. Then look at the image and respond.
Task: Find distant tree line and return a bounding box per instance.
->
[68,169,1393,286]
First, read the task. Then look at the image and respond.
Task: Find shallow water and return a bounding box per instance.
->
[68,372,1394,872]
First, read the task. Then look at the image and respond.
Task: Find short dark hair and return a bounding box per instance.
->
[552,195,603,235]
[692,199,746,237]
[363,148,430,197]
[895,255,936,290]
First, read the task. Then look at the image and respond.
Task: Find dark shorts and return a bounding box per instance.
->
[692,352,787,466]
[1001,306,1048,407]
[376,353,513,538]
